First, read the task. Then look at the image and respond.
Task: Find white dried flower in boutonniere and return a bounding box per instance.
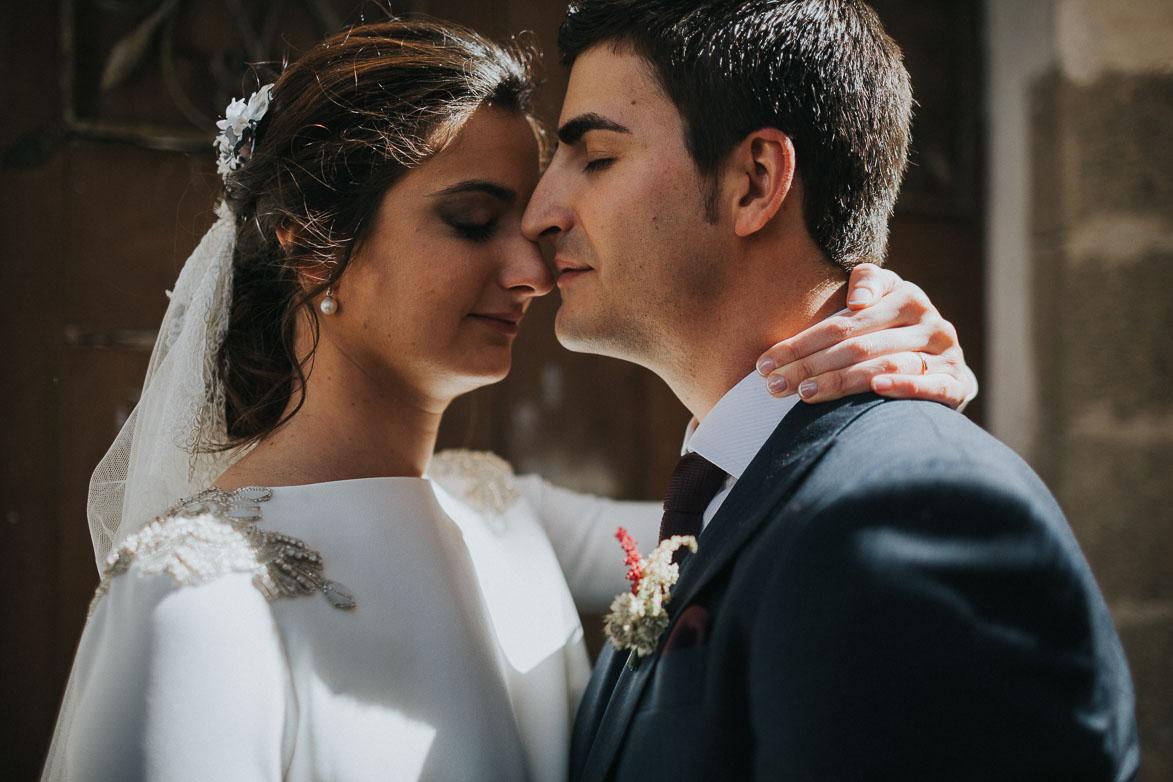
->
[214,84,274,178]
[604,527,698,661]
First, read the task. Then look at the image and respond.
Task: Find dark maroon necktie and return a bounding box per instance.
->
[659,452,728,542]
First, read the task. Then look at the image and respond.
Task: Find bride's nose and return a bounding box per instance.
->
[499,236,554,297]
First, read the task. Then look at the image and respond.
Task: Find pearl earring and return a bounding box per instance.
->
[320,287,338,315]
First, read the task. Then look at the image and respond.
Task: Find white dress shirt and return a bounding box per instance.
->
[682,370,802,530]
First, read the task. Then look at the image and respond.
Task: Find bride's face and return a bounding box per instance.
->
[325,107,553,400]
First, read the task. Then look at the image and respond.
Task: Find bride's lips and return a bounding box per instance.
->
[554,257,593,288]
[468,310,523,336]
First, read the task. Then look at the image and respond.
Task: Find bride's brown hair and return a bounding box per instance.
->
[216,17,542,450]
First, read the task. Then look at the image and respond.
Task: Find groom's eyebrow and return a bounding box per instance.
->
[430,180,516,203]
[557,113,630,145]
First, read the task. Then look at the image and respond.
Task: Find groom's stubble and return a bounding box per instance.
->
[529,47,736,389]
[551,215,732,375]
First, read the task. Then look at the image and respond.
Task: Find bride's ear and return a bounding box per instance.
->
[725,128,796,238]
[278,223,337,294]
[276,224,297,252]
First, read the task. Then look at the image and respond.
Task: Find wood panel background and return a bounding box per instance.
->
[0,1,983,777]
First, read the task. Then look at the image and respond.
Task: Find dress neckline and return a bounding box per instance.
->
[215,474,430,493]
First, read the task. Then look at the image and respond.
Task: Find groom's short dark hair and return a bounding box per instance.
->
[558,0,913,270]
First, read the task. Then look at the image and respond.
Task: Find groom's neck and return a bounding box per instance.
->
[659,253,846,422]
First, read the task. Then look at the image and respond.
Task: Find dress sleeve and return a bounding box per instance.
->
[512,474,663,613]
[45,571,294,782]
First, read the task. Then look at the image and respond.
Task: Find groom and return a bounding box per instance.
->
[522,1,1139,780]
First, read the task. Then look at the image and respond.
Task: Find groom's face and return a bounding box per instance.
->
[522,46,728,364]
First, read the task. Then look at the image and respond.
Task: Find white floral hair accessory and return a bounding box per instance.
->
[214,84,274,178]
[604,527,698,662]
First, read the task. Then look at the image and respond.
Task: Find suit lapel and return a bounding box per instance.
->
[570,643,628,782]
[668,394,885,615]
[578,395,885,782]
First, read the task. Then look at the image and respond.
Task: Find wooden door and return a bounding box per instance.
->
[0,2,381,777]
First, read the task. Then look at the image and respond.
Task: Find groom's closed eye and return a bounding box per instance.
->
[583,157,615,173]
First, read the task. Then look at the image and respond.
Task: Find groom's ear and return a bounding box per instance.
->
[725,128,796,238]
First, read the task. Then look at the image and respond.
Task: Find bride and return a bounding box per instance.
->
[44,16,977,782]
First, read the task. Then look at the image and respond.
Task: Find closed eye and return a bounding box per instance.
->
[584,157,614,173]
[449,220,497,242]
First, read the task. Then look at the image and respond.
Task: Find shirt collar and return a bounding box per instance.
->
[682,370,802,479]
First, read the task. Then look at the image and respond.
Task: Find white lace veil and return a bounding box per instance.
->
[43,198,246,781]
[85,200,245,569]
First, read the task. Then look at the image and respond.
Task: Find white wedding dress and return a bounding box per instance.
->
[43,451,660,782]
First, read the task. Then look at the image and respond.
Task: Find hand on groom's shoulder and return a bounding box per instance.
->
[743,399,1139,781]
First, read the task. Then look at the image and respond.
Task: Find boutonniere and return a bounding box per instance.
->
[604,527,698,664]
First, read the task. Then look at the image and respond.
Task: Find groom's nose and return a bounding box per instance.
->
[522,161,574,243]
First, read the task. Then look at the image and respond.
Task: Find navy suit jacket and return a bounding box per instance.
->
[570,395,1139,782]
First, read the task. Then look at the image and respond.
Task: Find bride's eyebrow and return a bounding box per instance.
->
[429,179,516,203]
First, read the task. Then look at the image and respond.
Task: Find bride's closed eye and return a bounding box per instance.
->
[436,203,500,243]
[429,179,517,244]
[447,218,498,242]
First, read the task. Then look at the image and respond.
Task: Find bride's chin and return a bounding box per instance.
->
[449,361,512,393]
[476,363,512,386]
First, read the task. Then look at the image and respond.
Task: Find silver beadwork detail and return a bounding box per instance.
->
[429,449,521,517]
[89,486,356,615]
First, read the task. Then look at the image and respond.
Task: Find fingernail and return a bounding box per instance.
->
[798,380,818,399]
[873,377,894,392]
[757,356,777,376]
[767,374,788,394]
[847,288,873,307]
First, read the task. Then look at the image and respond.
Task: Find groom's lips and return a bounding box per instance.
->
[554,257,593,288]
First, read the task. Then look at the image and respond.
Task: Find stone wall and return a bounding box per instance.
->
[991,1,1173,777]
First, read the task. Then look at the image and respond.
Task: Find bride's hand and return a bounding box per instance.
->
[755,263,977,409]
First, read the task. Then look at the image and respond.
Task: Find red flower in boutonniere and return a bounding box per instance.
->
[617,527,644,592]
[604,527,698,659]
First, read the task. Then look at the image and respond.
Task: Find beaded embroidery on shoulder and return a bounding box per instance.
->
[429,449,521,515]
[89,486,356,616]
